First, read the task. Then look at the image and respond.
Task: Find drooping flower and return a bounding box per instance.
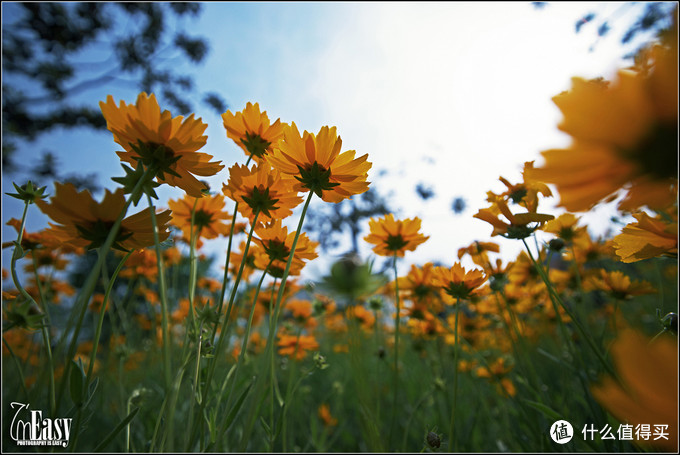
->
[222,162,302,223]
[100,92,224,197]
[473,198,554,239]
[267,123,371,202]
[613,211,678,263]
[432,263,486,302]
[591,330,677,451]
[168,193,231,244]
[35,182,171,251]
[364,214,429,257]
[526,24,678,212]
[221,102,286,160]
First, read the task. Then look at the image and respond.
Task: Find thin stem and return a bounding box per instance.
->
[10,201,56,417]
[448,296,461,452]
[521,238,617,379]
[85,250,134,387]
[389,253,401,449]
[55,165,152,413]
[147,193,173,392]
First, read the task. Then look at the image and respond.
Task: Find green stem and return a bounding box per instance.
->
[449,296,461,452]
[188,209,261,448]
[388,253,401,449]
[10,201,56,417]
[55,166,152,413]
[85,250,134,387]
[521,239,617,379]
[239,191,314,451]
[147,193,172,393]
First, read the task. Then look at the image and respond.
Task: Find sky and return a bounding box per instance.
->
[2,2,651,281]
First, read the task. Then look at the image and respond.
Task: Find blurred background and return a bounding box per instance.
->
[2,2,675,281]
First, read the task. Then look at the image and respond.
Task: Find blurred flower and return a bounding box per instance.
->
[168,193,231,243]
[541,213,588,244]
[527,24,678,212]
[222,102,286,160]
[364,214,429,257]
[497,161,552,212]
[223,162,302,223]
[318,403,338,427]
[277,333,319,360]
[585,269,656,300]
[100,92,224,197]
[613,211,678,263]
[36,183,171,251]
[591,329,677,451]
[433,263,486,301]
[267,123,371,202]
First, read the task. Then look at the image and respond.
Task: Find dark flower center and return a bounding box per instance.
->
[76,219,132,251]
[241,133,272,158]
[385,234,408,252]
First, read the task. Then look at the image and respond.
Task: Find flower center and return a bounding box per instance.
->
[264,240,290,262]
[621,122,678,180]
[192,209,214,231]
[130,141,181,181]
[295,162,340,198]
[76,219,132,251]
[242,186,280,218]
[240,132,272,158]
[385,234,408,252]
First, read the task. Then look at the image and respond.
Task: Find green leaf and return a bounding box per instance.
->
[522,399,562,422]
[222,376,255,431]
[93,406,140,452]
[69,359,86,407]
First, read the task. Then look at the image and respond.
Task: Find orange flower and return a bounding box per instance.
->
[222,102,286,160]
[253,220,318,277]
[613,211,678,263]
[36,182,171,251]
[318,403,338,427]
[277,333,319,360]
[267,123,371,202]
[396,263,442,309]
[526,24,678,212]
[432,263,486,301]
[541,213,588,244]
[473,198,554,239]
[591,330,677,451]
[168,193,231,243]
[100,92,224,197]
[364,214,429,257]
[223,162,302,223]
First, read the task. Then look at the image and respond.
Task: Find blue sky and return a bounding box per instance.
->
[2,2,648,280]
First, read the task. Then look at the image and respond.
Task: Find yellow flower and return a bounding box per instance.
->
[36,182,171,251]
[591,330,677,451]
[396,263,443,310]
[168,193,232,243]
[527,23,678,212]
[614,211,678,263]
[253,220,318,278]
[364,214,429,257]
[473,198,554,239]
[100,92,224,197]
[222,162,302,223]
[585,269,656,300]
[222,102,286,160]
[432,263,486,301]
[541,213,588,243]
[267,123,371,202]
